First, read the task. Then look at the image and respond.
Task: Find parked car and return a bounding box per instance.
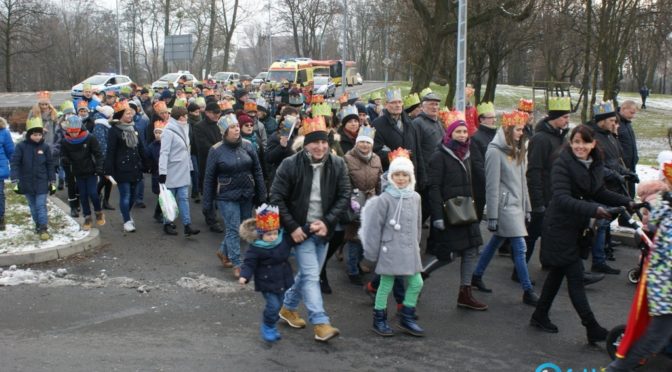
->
[71,73,134,98]
[212,71,239,86]
[251,72,268,86]
[355,72,363,85]
[151,71,199,91]
[313,76,336,97]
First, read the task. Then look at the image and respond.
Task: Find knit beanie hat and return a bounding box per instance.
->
[444,120,467,142]
[387,156,416,191]
[236,112,253,126]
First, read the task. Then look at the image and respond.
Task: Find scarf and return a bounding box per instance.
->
[385,182,414,199]
[118,122,138,148]
[253,230,284,249]
[343,127,358,141]
[445,139,470,161]
[65,130,89,145]
[243,133,258,151]
[353,147,373,162]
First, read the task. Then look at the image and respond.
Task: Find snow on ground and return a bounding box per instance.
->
[637,164,660,183]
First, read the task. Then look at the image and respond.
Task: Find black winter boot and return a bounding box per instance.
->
[397,306,424,337]
[582,313,608,344]
[530,310,558,333]
[164,223,178,236]
[372,309,394,337]
[184,224,200,237]
[471,274,492,293]
[69,200,79,218]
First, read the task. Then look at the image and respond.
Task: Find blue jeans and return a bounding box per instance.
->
[25,193,48,227]
[117,182,137,223]
[190,156,199,195]
[346,241,363,275]
[75,175,101,216]
[217,199,253,267]
[135,176,145,203]
[0,181,5,218]
[164,186,191,226]
[262,291,285,326]
[591,218,609,266]
[474,235,533,291]
[283,235,330,325]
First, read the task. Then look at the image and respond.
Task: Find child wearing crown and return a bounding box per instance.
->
[360,148,425,337]
[238,204,295,343]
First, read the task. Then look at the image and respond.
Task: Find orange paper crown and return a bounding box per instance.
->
[663,163,672,184]
[299,116,327,136]
[76,100,89,110]
[255,204,280,233]
[244,101,257,112]
[518,98,534,113]
[153,120,168,131]
[36,91,52,102]
[153,101,168,114]
[312,94,325,104]
[501,111,530,127]
[218,100,233,111]
[388,147,411,162]
[203,88,214,97]
[438,109,466,128]
[113,100,130,113]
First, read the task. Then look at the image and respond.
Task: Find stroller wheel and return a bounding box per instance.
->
[606,324,626,360]
[627,269,640,284]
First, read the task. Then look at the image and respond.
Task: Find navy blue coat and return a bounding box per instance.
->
[240,234,295,293]
[10,138,55,195]
[103,123,146,184]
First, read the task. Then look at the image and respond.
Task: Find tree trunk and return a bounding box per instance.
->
[482,58,499,102]
[580,0,592,123]
[411,32,442,93]
[163,0,170,74]
[204,0,216,77]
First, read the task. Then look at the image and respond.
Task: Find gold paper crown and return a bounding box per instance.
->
[403,93,421,110]
[255,204,280,233]
[312,95,325,104]
[419,87,432,99]
[299,116,327,136]
[501,111,530,127]
[113,100,130,113]
[26,116,43,131]
[153,101,168,113]
[438,109,466,128]
[153,120,168,131]
[218,100,233,111]
[244,101,257,111]
[548,96,571,112]
[82,83,93,91]
[518,98,534,113]
[388,147,411,162]
[477,102,495,116]
[663,163,672,184]
[36,91,52,102]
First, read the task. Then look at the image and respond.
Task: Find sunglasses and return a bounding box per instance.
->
[242,123,254,127]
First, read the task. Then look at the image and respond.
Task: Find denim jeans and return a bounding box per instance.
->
[217,199,253,267]
[0,181,5,218]
[190,155,199,195]
[591,218,610,266]
[117,182,137,223]
[25,193,48,227]
[75,175,101,216]
[283,235,330,325]
[165,186,191,226]
[474,235,533,291]
[262,291,285,326]
[135,177,145,203]
[346,241,363,275]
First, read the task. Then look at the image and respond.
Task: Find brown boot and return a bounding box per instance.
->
[457,285,488,311]
[216,251,233,268]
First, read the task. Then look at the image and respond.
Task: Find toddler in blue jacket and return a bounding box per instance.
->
[239,204,295,343]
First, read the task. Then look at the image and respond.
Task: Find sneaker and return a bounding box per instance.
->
[591,263,621,275]
[123,220,136,232]
[260,324,280,343]
[95,212,106,226]
[314,323,340,342]
[82,216,93,231]
[278,306,306,329]
[39,230,50,241]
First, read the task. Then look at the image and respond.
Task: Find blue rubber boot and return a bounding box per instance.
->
[261,323,279,342]
[372,309,394,337]
[398,306,424,337]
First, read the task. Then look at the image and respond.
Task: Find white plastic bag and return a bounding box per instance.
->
[158,184,178,222]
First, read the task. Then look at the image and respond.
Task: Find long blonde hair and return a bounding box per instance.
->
[503,124,526,165]
[29,103,58,122]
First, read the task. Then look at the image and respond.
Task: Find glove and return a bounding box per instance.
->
[525,213,531,224]
[595,207,612,220]
[626,172,640,184]
[432,219,445,231]
[158,174,167,184]
[487,219,498,232]
[49,183,57,195]
[631,201,651,211]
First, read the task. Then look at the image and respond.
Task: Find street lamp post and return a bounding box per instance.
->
[268,0,273,67]
[341,0,348,96]
[455,0,468,111]
[116,0,123,74]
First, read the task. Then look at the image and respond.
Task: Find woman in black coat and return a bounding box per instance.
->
[426,119,486,310]
[531,125,632,343]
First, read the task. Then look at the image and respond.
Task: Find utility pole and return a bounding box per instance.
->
[341,0,348,96]
[268,0,273,67]
[116,0,123,74]
[383,6,389,90]
[454,0,467,111]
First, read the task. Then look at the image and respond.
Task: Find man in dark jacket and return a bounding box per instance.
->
[413,92,444,222]
[187,102,202,202]
[469,104,498,221]
[372,88,426,190]
[193,102,223,232]
[617,100,639,196]
[270,121,350,343]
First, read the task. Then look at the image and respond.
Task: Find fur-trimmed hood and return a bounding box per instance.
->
[239,218,259,243]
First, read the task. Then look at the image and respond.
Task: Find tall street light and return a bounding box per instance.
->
[116,0,123,74]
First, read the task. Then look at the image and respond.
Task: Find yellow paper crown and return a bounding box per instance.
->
[477,102,495,116]
[518,98,534,113]
[173,98,187,108]
[299,116,327,136]
[255,204,280,233]
[419,87,432,99]
[113,100,130,113]
[60,100,75,112]
[82,83,93,91]
[312,103,332,117]
[388,147,411,162]
[403,93,421,110]
[26,116,43,131]
[370,91,382,101]
[438,109,466,128]
[501,111,530,127]
[548,96,571,112]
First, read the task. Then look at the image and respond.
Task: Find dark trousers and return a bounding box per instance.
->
[63,165,78,205]
[525,211,545,263]
[607,314,672,371]
[97,176,112,203]
[535,259,593,322]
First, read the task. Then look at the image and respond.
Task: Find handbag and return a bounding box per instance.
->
[443,196,478,226]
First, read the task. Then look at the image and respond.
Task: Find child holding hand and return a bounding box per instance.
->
[239,204,294,343]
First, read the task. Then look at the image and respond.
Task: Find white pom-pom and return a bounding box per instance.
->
[394,224,401,231]
[389,219,396,225]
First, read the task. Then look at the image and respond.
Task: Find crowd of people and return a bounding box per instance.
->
[2,78,670,361]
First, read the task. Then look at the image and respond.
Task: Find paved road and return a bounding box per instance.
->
[1,181,671,372]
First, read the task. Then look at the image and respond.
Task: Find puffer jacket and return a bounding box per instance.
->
[270,151,350,239]
[0,119,15,180]
[10,138,55,195]
[103,122,146,184]
[526,119,569,211]
[202,138,266,209]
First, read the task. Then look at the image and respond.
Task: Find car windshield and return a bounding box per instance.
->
[82,75,110,85]
[314,77,329,86]
[159,73,180,82]
[267,70,295,83]
[254,72,267,79]
[213,72,231,80]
